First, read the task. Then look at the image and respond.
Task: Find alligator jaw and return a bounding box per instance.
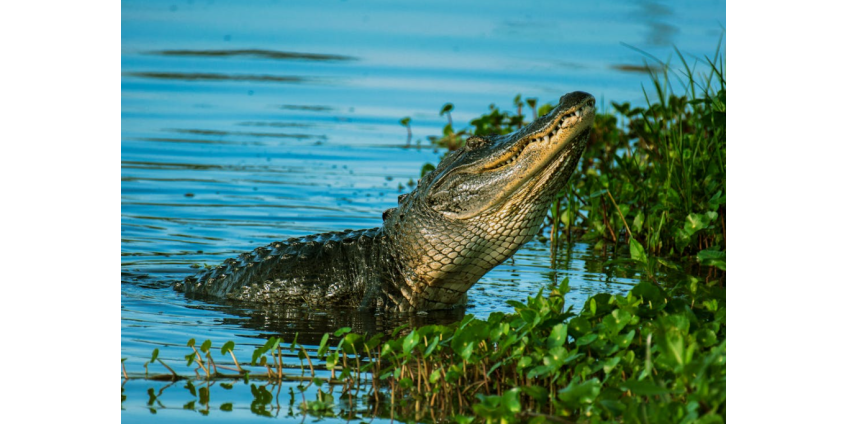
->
[426,92,596,220]
[482,97,595,173]
[482,95,595,201]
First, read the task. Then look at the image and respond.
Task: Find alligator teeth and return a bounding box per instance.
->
[543,135,550,143]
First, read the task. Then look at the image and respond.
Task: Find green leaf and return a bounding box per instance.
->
[200,340,212,354]
[391,323,409,338]
[683,213,710,236]
[289,332,299,351]
[557,277,571,296]
[695,328,718,347]
[506,300,526,310]
[150,348,159,363]
[187,338,196,348]
[325,352,338,370]
[453,416,474,424]
[558,378,601,407]
[603,357,621,374]
[424,337,440,357]
[220,403,233,411]
[621,379,671,395]
[612,330,636,348]
[633,210,645,233]
[317,333,330,357]
[519,308,541,327]
[568,317,592,337]
[630,238,648,264]
[546,323,568,349]
[429,368,442,384]
[526,365,552,379]
[402,330,420,355]
[502,388,521,413]
[602,309,632,336]
[631,281,666,307]
[542,346,569,368]
[674,228,692,249]
[334,327,352,337]
[420,163,435,177]
[697,249,727,270]
[576,333,598,347]
[521,385,548,402]
[262,337,278,352]
[708,190,725,211]
[657,315,689,367]
[221,341,235,355]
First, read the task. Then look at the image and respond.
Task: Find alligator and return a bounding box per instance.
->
[175,91,596,311]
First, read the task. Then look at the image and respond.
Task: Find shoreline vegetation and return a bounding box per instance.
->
[124,49,726,423]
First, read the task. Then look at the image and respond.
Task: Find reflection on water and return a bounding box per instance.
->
[123,71,314,83]
[121,0,724,420]
[609,63,661,74]
[149,49,357,62]
[635,0,680,46]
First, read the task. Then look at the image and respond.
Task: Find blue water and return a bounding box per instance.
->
[121,0,725,419]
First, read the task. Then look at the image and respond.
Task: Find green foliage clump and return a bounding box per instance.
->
[560,53,726,260]
[369,278,725,423]
[124,277,725,423]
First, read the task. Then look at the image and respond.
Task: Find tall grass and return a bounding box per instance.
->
[555,49,726,262]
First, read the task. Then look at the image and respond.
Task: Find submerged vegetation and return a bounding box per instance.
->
[124,48,726,423]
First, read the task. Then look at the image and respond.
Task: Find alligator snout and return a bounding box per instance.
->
[559,91,595,109]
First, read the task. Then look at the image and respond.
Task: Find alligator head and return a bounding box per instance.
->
[383,91,595,310]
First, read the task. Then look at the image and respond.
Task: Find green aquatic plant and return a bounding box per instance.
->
[558,48,726,260]
[123,274,725,423]
[399,116,412,145]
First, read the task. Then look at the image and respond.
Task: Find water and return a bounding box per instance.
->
[121,0,725,420]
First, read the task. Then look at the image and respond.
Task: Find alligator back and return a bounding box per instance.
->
[175,228,391,308]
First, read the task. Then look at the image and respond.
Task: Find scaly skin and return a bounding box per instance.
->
[176,92,596,311]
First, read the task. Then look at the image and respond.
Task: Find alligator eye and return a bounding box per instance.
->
[466,136,489,150]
